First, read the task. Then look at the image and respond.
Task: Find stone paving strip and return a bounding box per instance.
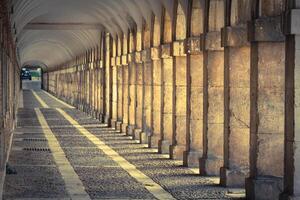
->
[31,90,49,108]
[35,108,91,200]
[41,90,75,108]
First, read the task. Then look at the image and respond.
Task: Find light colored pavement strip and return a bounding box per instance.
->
[56,108,175,200]
[42,90,75,108]
[31,90,49,108]
[35,108,91,200]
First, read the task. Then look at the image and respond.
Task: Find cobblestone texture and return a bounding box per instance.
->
[3,90,244,199]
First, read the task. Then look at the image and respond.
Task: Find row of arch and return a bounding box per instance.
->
[10,0,180,69]
[42,0,299,199]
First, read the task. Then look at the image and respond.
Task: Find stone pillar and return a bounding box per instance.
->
[121,55,129,133]
[159,43,174,154]
[134,51,144,140]
[220,23,250,187]
[150,47,162,148]
[281,6,300,200]
[245,11,286,200]
[141,49,153,144]
[111,56,118,128]
[171,40,187,160]
[99,61,105,122]
[184,37,204,167]
[104,35,112,125]
[200,0,225,175]
[127,53,137,136]
[116,56,123,131]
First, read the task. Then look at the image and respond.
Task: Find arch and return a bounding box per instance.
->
[175,1,187,40]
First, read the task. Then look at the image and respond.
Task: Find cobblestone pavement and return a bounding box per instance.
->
[3,90,245,200]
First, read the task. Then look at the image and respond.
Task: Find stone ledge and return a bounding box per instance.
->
[221,25,249,47]
[248,16,285,42]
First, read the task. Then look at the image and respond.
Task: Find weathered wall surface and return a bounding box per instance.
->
[0,0,21,189]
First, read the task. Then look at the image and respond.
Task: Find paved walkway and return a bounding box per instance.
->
[3,90,244,200]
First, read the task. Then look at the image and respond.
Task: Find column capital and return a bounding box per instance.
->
[110,57,116,67]
[121,55,128,65]
[116,56,121,66]
[203,31,223,51]
[186,36,203,55]
[172,40,186,57]
[160,43,172,59]
[248,15,285,42]
[221,25,249,47]
[135,51,143,64]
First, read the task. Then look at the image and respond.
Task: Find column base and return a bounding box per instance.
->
[220,167,249,188]
[92,110,97,119]
[121,123,128,133]
[104,115,111,125]
[159,140,171,154]
[149,134,160,148]
[98,113,105,123]
[133,128,142,141]
[170,144,185,160]
[116,121,122,132]
[140,132,149,145]
[110,119,117,129]
[281,194,300,200]
[183,150,202,168]
[200,157,223,176]
[246,176,283,200]
[126,125,135,136]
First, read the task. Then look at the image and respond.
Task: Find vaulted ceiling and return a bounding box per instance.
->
[10,0,188,70]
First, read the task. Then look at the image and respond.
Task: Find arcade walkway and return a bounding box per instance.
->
[3,90,243,200]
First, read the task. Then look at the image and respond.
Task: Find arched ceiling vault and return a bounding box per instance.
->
[9,0,188,71]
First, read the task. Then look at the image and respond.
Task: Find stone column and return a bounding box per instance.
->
[120,55,129,133]
[98,61,105,122]
[116,56,123,131]
[111,56,118,128]
[141,49,153,144]
[134,51,144,140]
[171,40,187,160]
[127,53,137,136]
[200,0,225,175]
[150,47,162,148]
[184,36,204,167]
[159,43,174,155]
[94,67,99,118]
[245,11,286,200]
[220,23,250,187]
[281,6,300,200]
[104,34,112,125]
